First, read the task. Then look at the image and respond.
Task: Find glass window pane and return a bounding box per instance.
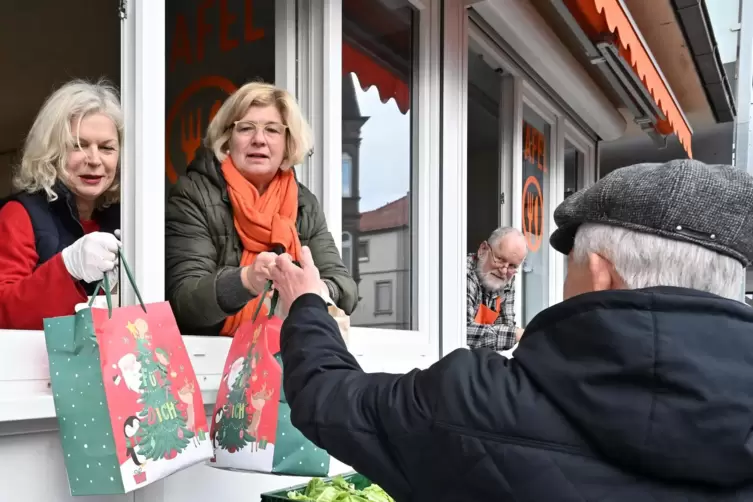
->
[342,152,353,197]
[521,108,551,325]
[466,42,502,252]
[342,0,416,331]
[564,140,583,199]
[165,0,276,187]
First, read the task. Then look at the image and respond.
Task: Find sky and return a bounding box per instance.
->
[704,0,740,64]
[351,73,412,213]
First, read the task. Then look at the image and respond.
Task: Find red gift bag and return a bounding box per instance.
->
[209,283,330,475]
[44,251,213,495]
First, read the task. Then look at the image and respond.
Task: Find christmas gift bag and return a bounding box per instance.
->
[210,282,330,475]
[44,252,212,496]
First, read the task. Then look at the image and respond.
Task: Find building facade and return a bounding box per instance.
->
[0,0,747,500]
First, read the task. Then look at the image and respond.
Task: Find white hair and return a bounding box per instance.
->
[573,223,744,300]
[488,226,525,247]
[13,78,123,207]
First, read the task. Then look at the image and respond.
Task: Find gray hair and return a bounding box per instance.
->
[573,223,744,300]
[13,78,123,207]
[488,226,525,247]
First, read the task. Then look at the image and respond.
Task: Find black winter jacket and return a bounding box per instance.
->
[280,287,753,501]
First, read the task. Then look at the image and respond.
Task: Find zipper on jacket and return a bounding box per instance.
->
[436,422,594,458]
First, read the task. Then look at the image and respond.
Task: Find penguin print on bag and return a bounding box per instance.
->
[123,415,145,466]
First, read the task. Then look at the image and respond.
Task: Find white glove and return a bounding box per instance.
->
[62,232,121,284]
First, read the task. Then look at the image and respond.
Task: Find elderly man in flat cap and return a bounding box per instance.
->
[267,160,753,501]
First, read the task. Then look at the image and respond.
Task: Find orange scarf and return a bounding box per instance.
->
[220,157,302,336]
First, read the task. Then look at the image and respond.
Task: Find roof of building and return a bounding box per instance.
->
[359,194,409,232]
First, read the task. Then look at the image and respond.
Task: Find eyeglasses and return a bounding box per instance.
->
[232,120,288,139]
[484,240,523,272]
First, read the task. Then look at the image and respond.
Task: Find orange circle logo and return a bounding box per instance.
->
[165,76,238,184]
[522,175,544,252]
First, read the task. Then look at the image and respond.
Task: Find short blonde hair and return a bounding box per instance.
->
[205,82,313,168]
[13,78,123,207]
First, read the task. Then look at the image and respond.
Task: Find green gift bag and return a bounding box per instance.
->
[44,252,213,496]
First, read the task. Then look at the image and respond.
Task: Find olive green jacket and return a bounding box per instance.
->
[165,147,358,335]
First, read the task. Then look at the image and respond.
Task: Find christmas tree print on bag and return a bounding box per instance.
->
[210,281,330,475]
[44,251,212,496]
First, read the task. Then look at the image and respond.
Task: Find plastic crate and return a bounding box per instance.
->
[260,472,372,501]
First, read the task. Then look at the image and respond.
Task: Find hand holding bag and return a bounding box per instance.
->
[210,281,330,475]
[44,251,213,496]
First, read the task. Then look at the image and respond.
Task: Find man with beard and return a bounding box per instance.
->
[466,227,527,350]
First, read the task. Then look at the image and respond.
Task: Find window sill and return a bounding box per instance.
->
[0,328,436,429]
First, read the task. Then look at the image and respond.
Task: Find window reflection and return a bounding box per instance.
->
[165,0,275,190]
[341,0,416,331]
[342,153,353,198]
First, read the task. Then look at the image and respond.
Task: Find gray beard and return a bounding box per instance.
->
[476,260,510,292]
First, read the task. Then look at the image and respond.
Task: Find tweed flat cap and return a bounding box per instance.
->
[549,159,753,266]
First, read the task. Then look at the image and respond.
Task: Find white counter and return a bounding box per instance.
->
[0,330,433,502]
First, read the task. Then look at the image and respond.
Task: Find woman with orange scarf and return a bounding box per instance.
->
[165,82,357,336]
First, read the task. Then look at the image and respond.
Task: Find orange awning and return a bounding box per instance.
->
[565,0,693,157]
[343,41,410,114]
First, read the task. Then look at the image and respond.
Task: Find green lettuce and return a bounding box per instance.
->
[286,476,395,502]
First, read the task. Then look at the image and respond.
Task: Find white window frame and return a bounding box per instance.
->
[440,0,470,356]
[519,82,560,324]
[558,120,596,303]
[306,0,441,361]
[121,0,166,307]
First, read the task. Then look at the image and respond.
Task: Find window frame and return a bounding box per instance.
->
[520,82,560,323]
[358,238,370,262]
[119,0,308,390]
[120,0,166,307]
[558,119,596,303]
[374,280,394,315]
[306,0,441,361]
[119,0,441,373]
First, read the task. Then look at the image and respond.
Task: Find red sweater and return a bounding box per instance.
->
[0,201,100,330]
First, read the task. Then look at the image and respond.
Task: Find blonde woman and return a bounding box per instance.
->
[0,79,123,330]
[166,82,357,336]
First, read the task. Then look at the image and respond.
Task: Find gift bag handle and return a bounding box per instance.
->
[251,280,279,322]
[89,249,147,317]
